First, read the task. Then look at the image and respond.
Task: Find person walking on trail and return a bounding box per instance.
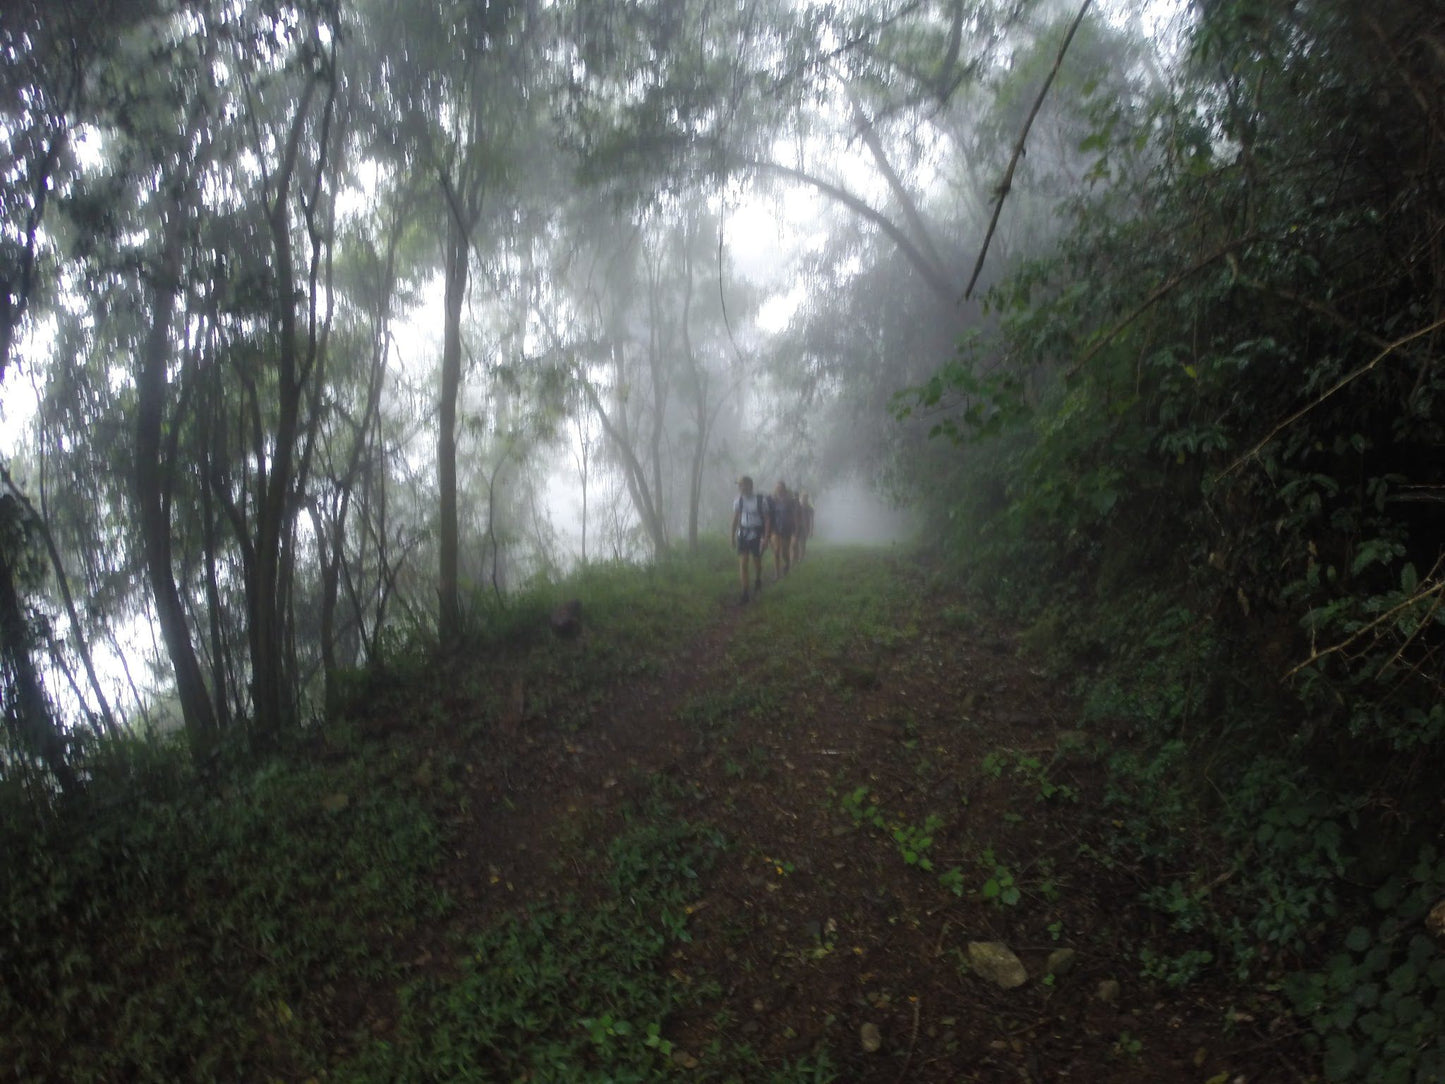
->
[794,490,814,563]
[731,475,770,603]
[769,481,797,581]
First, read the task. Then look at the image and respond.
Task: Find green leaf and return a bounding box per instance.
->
[1387,962,1418,995]
[1323,1034,1358,1080]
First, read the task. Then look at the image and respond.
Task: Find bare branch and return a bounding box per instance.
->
[962,0,1092,302]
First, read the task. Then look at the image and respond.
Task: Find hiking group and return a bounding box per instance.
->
[730,476,814,603]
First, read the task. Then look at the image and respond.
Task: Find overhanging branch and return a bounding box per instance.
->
[962,0,1092,302]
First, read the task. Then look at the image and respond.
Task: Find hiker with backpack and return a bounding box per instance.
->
[769,481,797,581]
[794,490,814,563]
[731,475,771,603]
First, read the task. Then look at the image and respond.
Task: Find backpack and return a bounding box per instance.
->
[737,493,767,534]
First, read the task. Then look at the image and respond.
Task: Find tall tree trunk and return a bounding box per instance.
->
[198,371,233,734]
[136,203,218,760]
[677,243,704,552]
[581,369,668,558]
[250,72,324,750]
[579,434,590,565]
[438,214,468,643]
[687,388,707,552]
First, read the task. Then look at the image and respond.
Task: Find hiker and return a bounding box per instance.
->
[769,481,797,580]
[731,475,770,603]
[793,491,814,562]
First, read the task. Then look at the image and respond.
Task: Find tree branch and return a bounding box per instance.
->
[962,0,1092,301]
[1220,315,1445,479]
[744,158,959,303]
[847,89,950,285]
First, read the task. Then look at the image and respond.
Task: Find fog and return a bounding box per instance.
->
[809,477,916,548]
[1,0,1189,739]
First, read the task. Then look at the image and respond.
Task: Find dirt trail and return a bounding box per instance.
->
[425,555,1297,1082]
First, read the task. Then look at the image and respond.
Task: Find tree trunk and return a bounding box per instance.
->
[582,368,668,558]
[677,242,704,552]
[136,203,218,760]
[687,388,707,552]
[199,446,232,734]
[249,73,324,750]
[438,214,468,643]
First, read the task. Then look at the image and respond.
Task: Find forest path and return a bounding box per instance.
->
[406,547,1291,1082]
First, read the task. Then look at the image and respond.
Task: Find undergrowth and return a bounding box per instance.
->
[340,804,731,1083]
[0,735,446,1082]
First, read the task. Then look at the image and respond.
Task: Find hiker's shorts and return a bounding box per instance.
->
[737,530,762,557]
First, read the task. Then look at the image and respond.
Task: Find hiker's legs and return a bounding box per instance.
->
[738,533,762,599]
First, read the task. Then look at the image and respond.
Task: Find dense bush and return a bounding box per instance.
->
[907,1,1445,1076]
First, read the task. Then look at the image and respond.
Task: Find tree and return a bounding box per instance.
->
[360,0,546,643]
[0,0,126,790]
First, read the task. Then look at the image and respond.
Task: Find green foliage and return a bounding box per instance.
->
[1283,844,1445,1082]
[340,809,725,1083]
[904,2,1445,1078]
[838,785,940,872]
[977,847,1021,908]
[839,784,887,832]
[361,544,734,738]
[1138,946,1215,990]
[979,748,1078,803]
[0,733,444,1081]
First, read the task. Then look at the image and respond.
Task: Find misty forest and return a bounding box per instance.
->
[3,0,1444,1080]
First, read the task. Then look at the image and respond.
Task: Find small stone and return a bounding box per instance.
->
[967,941,1029,989]
[1427,898,1445,940]
[859,1022,882,1053]
[1045,947,1077,977]
[1097,979,1121,1004]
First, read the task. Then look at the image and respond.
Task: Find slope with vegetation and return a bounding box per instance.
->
[2,546,1311,1082]
[901,2,1445,1080]
[3,1,1443,1081]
